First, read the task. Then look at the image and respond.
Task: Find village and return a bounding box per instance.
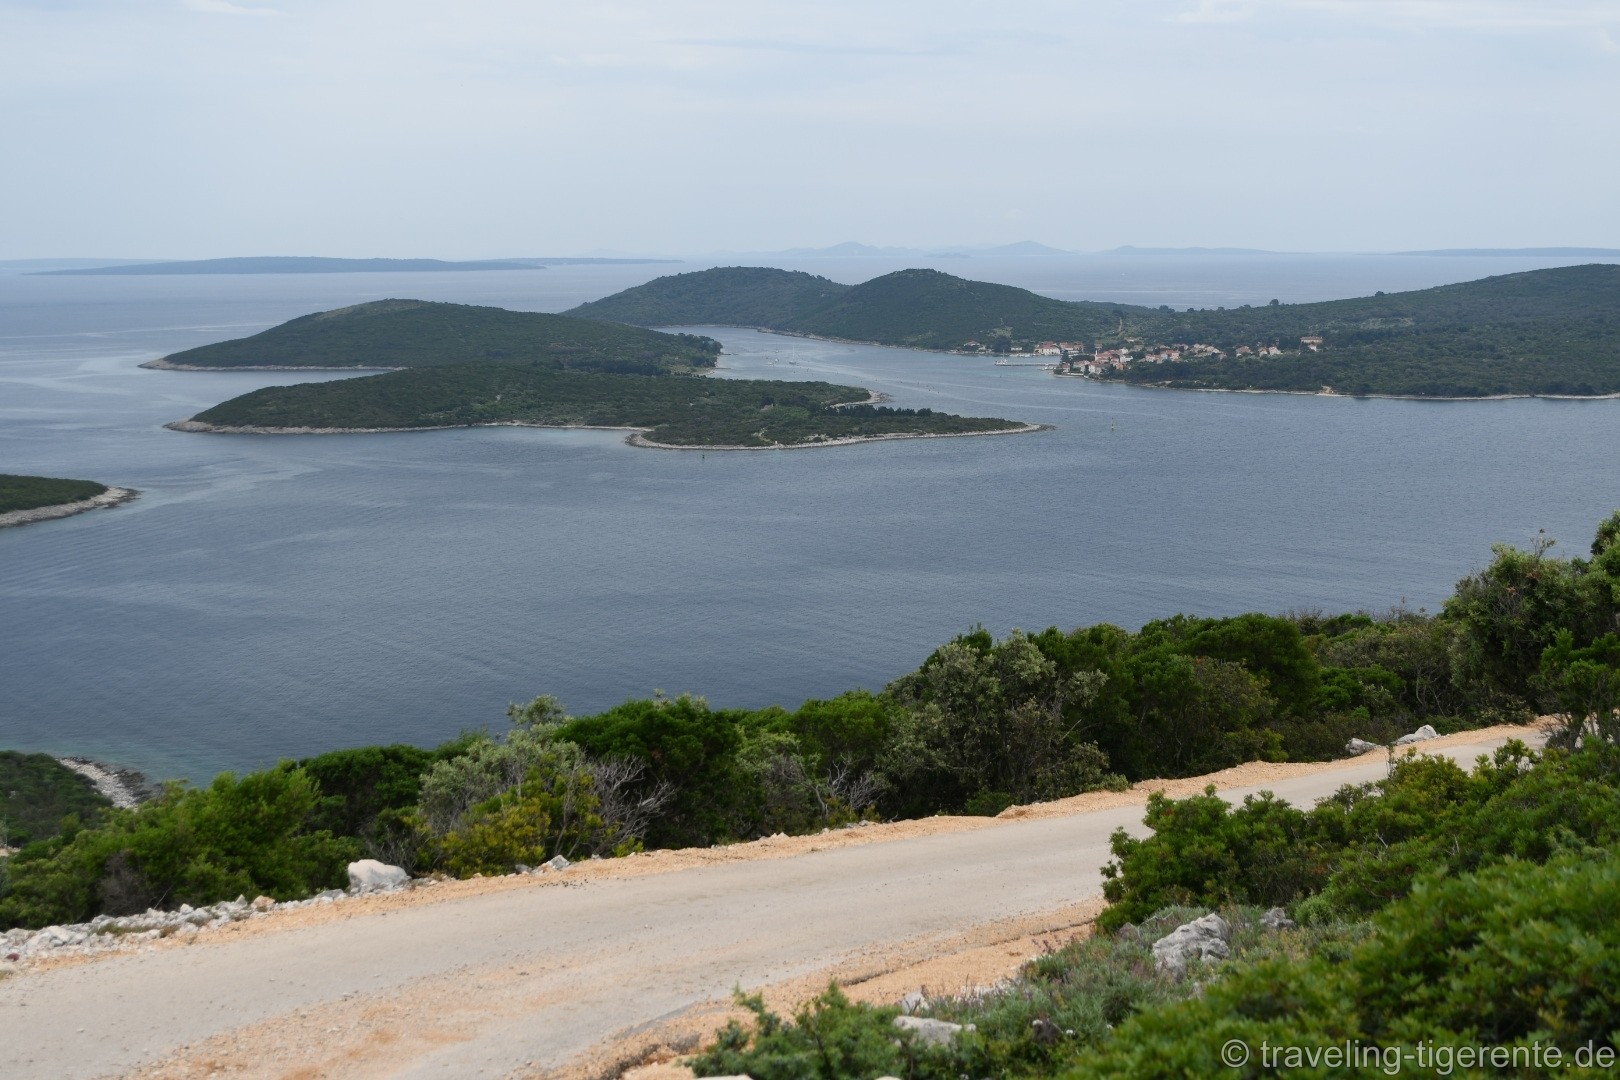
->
[958,334,1325,375]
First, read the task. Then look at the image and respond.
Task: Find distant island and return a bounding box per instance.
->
[164,303,1035,449]
[0,474,137,528]
[142,299,723,373]
[567,263,1620,398]
[34,255,678,276]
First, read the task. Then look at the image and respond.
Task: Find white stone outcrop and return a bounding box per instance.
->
[893,1015,975,1046]
[1151,912,1231,976]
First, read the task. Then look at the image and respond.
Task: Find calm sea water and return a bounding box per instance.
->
[3,254,1618,781]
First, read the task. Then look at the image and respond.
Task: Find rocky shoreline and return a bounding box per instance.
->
[0,486,138,529]
[166,417,1049,449]
[54,757,155,809]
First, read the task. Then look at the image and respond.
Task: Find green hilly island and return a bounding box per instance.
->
[165,300,1030,447]
[176,365,1026,447]
[567,263,1620,397]
[0,474,108,514]
[145,299,722,374]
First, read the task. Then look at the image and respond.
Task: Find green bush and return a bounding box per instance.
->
[0,768,357,928]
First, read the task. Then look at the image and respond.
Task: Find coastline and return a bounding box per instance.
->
[1059,372,1620,402]
[165,417,1048,449]
[140,359,402,371]
[0,486,138,529]
[55,757,153,809]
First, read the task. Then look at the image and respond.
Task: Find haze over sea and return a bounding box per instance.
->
[4,252,1618,782]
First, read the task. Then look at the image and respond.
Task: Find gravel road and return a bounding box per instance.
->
[1,730,1532,1079]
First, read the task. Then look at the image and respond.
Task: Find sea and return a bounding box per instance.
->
[3,252,1618,782]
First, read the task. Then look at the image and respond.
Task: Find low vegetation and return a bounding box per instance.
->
[181,364,1023,446]
[568,263,1620,397]
[152,299,721,373]
[7,512,1617,935]
[0,473,107,514]
[0,753,112,848]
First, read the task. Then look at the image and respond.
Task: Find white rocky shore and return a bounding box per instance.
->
[0,856,573,971]
[0,486,138,529]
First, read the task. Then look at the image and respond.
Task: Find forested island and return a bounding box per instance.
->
[0,473,136,528]
[162,301,1033,447]
[173,365,1030,447]
[568,263,1620,397]
[143,299,723,372]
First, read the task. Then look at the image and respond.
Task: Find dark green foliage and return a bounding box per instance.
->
[0,473,107,514]
[0,752,112,847]
[186,364,1023,447]
[1098,741,1620,931]
[294,743,445,841]
[1099,789,1324,931]
[157,299,720,372]
[558,695,752,849]
[0,768,357,928]
[570,263,1620,397]
[1445,514,1620,707]
[1071,855,1620,1077]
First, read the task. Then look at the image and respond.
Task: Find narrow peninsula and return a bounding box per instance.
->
[163,303,1036,449]
[566,263,1620,398]
[0,474,138,529]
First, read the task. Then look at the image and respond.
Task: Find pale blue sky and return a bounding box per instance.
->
[3,0,1617,257]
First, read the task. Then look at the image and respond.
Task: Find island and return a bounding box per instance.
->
[162,303,1037,449]
[142,299,723,373]
[566,263,1620,398]
[34,255,677,276]
[0,474,138,529]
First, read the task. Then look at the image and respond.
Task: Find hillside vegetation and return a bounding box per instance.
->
[180,364,1024,447]
[0,753,112,848]
[568,264,1620,397]
[8,510,1619,931]
[149,299,722,373]
[0,473,108,514]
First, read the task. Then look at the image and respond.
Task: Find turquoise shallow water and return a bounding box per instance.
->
[2,258,1617,781]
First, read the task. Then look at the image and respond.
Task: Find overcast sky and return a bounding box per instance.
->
[3,0,1617,258]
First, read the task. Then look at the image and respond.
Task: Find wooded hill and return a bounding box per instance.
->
[568,264,1620,397]
[181,365,1025,447]
[147,300,722,374]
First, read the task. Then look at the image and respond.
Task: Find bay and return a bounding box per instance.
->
[2,254,1617,781]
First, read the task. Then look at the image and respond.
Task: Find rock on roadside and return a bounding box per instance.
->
[348,860,410,891]
[1394,724,1440,746]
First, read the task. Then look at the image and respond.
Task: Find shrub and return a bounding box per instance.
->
[0,768,356,928]
[1070,854,1620,1076]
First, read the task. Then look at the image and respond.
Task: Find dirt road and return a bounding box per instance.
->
[1,728,1534,1080]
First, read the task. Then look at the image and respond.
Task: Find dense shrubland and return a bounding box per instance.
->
[5,513,1620,944]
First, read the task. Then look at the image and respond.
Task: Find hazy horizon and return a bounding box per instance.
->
[3,1,1617,259]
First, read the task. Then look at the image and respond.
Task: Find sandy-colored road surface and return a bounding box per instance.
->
[1,727,1536,1080]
